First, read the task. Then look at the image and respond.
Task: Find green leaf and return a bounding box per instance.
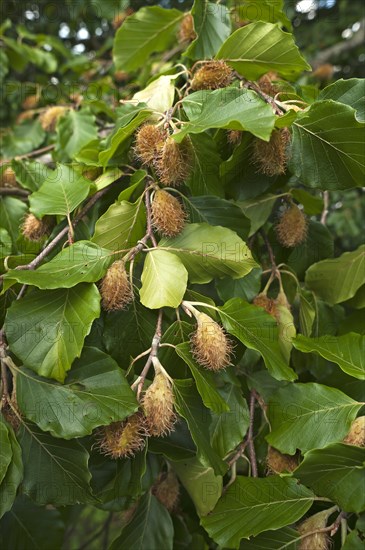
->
[92,199,146,251]
[185,0,231,60]
[132,75,177,114]
[175,343,229,414]
[171,457,222,516]
[319,78,365,122]
[5,284,100,382]
[0,228,12,259]
[216,21,310,79]
[293,333,365,380]
[305,245,365,305]
[183,196,250,240]
[29,164,91,218]
[185,133,224,197]
[0,495,65,550]
[99,110,151,167]
[18,422,93,506]
[216,268,262,303]
[11,159,52,192]
[289,101,365,190]
[173,379,227,475]
[4,241,115,289]
[14,346,138,438]
[0,419,12,486]
[113,6,183,71]
[298,289,316,337]
[160,223,257,284]
[0,197,27,248]
[201,476,314,548]
[55,109,97,162]
[110,492,174,550]
[239,527,299,549]
[290,188,324,216]
[209,383,249,458]
[342,530,365,550]
[219,298,296,381]
[140,250,188,309]
[0,422,23,519]
[295,443,365,513]
[238,193,278,236]
[266,382,363,454]
[178,89,276,142]
[1,120,45,158]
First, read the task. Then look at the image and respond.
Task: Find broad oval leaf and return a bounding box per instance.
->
[201,476,314,547]
[29,164,91,218]
[184,0,231,60]
[178,88,276,142]
[305,245,365,305]
[18,422,93,506]
[113,6,183,71]
[289,101,365,190]
[4,241,115,289]
[55,108,97,162]
[216,21,311,79]
[319,78,365,122]
[4,284,101,382]
[160,223,257,284]
[0,419,12,486]
[266,383,363,454]
[110,492,174,550]
[92,199,146,251]
[293,333,365,380]
[14,347,139,438]
[295,443,365,513]
[140,249,188,309]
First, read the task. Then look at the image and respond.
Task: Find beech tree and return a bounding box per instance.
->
[0,1,364,549]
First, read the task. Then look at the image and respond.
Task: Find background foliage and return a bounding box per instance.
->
[0,0,364,549]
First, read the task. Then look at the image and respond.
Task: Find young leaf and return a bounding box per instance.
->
[113,7,183,71]
[219,298,297,381]
[18,422,93,506]
[14,347,139,439]
[295,443,365,513]
[171,457,223,516]
[140,250,188,309]
[216,21,311,79]
[160,223,257,284]
[92,199,146,251]
[5,284,100,382]
[0,419,12,486]
[201,476,314,548]
[266,383,363,454]
[29,164,91,218]
[185,133,224,197]
[293,333,365,380]
[290,101,365,190]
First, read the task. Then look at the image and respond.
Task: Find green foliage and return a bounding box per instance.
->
[0,2,364,549]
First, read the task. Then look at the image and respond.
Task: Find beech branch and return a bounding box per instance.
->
[247,391,258,477]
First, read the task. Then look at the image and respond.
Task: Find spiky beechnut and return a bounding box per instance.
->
[100,260,133,311]
[276,203,308,248]
[151,189,187,237]
[191,61,233,91]
[252,128,291,177]
[98,412,147,459]
[191,312,232,371]
[142,371,176,437]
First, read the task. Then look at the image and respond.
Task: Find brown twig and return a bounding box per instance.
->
[320,190,329,225]
[144,186,157,247]
[131,310,163,399]
[240,77,284,116]
[0,144,55,167]
[0,188,30,197]
[298,511,347,544]
[247,391,258,477]
[260,229,277,273]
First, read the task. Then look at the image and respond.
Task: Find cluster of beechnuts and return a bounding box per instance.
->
[96,302,232,462]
